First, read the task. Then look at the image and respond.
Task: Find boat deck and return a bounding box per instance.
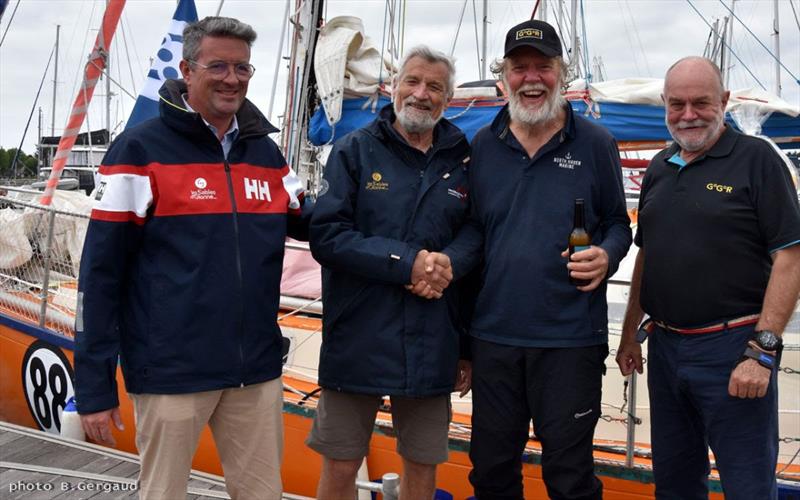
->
[0,421,310,500]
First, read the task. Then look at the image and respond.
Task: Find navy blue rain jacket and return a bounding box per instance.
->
[310,105,471,397]
[75,79,310,413]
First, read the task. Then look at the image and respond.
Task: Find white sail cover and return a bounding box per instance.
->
[566,78,800,118]
[314,16,394,126]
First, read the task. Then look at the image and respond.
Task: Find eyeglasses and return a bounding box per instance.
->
[189,60,256,80]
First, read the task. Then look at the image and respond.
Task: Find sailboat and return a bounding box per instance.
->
[0,0,798,498]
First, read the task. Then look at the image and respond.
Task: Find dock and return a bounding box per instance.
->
[0,421,312,499]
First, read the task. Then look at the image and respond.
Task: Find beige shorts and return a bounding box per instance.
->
[306,389,451,465]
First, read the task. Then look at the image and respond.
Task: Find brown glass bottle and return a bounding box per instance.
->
[568,198,591,287]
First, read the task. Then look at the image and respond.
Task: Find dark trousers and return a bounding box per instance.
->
[648,324,779,500]
[469,337,607,500]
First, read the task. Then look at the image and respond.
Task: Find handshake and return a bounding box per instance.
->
[406,250,453,299]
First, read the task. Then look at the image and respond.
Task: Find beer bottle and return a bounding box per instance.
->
[568,198,591,287]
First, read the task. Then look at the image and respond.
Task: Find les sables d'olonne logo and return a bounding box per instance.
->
[191,177,217,200]
[554,152,582,170]
[366,171,389,191]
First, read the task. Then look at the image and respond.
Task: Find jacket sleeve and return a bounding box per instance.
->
[309,142,420,285]
[75,137,150,414]
[443,161,484,280]
[595,139,633,277]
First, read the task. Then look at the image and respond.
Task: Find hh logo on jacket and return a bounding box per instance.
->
[244,177,272,201]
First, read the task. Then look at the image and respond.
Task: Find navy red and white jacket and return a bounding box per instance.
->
[75,79,309,413]
[310,105,472,397]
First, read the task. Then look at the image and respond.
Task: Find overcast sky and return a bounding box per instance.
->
[0,0,798,153]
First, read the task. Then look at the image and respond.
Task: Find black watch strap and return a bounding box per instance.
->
[740,347,776,370]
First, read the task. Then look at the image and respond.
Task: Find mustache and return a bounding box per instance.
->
[516,83,549,94]
[675,119,709,129]
[403,96,433,110]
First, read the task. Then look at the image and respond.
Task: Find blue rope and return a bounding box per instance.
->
[718,0,800,87]
[685,0,766,90]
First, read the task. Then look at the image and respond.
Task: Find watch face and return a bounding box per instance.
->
[755,331,781,351]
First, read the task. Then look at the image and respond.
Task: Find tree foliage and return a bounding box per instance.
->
[0,147,38,178]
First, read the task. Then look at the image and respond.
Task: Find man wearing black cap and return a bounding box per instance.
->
[443,19,631,499]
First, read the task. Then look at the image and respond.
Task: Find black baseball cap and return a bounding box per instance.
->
[503,20,562,58]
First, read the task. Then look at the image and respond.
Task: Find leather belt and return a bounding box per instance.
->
[653,314,760,335]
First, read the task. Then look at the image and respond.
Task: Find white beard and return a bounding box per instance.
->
[666,114,724,152]
[394,96,441,134]
[506,82,565,127]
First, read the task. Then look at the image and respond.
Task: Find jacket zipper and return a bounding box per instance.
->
[406,137,467,232]
[223,158,246,386]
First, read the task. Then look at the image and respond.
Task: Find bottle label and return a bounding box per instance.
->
[573,245,590,253]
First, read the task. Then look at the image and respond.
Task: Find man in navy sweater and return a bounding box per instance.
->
[444,20,631,499]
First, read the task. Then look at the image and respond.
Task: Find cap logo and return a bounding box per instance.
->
[516,28,543,40]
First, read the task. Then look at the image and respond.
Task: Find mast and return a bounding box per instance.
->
[480,0,487,80]
[772,0,780,96]
[724,0,735,89]
[106,33,112,138]
[268,0,291,122]
[570,0,578,77]
[51,24,59,137]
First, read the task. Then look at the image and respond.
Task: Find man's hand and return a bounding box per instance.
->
[80,407,124,446]
[407,250,453,299]
[615,340,643,376]
[454,360,472,397]
[728,359,771,399]
[562,246,609,291]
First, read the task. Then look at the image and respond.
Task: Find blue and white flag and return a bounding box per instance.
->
[126,0,198,129]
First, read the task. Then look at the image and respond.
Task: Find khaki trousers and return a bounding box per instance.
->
[131,378,283,500]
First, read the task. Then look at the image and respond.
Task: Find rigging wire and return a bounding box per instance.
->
[67,1,99,134]
[579,0,591,81]
[615,1,642,77]
[685,0,766,91]
[118,12,138,98]
[790,0,800,32]
[10,44,55,178]
[122,11,144,80]
[0,0,20,48]
[717,0,800,86]
[622,0,653,77]
[378,0,389,86]
[450,0,469,57]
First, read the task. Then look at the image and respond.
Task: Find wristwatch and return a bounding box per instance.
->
[752,330,783,352]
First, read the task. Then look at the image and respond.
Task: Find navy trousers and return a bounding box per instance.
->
[648,323,779,500]
[469,337,607,500]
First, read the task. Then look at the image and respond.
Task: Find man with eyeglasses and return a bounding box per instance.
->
[75,16,308,500]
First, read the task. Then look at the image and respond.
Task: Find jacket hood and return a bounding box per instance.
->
[158,79,279,137]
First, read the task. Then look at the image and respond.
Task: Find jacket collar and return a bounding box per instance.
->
[491,102,576,144]
[663,124,739,163]
[158,79,278,139]
[365,104,466,152]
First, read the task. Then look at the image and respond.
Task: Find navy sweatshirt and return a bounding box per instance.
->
[445,104,631,347]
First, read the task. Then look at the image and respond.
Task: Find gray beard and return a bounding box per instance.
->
[394,101,440,134]
[666,114,724,152]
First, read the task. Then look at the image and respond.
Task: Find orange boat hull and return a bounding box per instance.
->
[0,314,728,499]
